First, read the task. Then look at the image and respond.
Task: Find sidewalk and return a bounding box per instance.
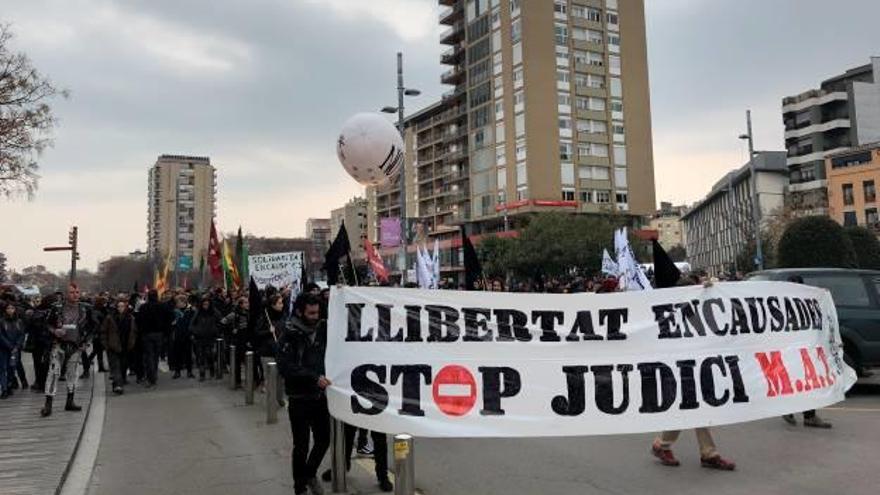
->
[87,368,403,495]
[0,359,96,495]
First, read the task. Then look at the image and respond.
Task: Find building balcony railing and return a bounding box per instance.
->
[441,66,466,85]
[440,21,464,45]
[441,45,464,65]
[442,84,467,103]
[439,4,463,25]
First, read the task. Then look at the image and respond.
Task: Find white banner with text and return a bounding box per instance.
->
[326,283,856,437]
[248,251,303,289]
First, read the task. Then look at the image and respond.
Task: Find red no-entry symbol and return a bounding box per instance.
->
[432,365,477,417]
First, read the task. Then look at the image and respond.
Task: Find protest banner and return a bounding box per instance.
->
[247,251,303,289]
[326,282,856,438]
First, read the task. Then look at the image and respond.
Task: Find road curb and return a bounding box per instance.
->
[55,367,106,495]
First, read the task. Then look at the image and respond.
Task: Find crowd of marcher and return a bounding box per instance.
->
[0,270,836,495]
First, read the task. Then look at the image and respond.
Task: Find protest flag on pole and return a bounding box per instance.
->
[652,238,682,289]
[461,227,483,291]
[324,222,352,285]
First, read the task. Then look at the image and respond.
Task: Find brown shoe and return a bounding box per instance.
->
[701,455,736,471]
[651,442,680,466]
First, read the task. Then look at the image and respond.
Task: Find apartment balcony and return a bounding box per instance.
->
[441,66,466,85]
[441,45,464,65]
[784,118,851,140]
[439,4,463,25]
[440,21,464,45]
[443,148,467,164]
[438,0,457,7]
[442,84,467,103]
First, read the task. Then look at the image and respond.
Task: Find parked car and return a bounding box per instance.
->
[747,268,880,375]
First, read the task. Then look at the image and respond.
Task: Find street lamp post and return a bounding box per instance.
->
[739,110,763,271]
[381,52,420,283]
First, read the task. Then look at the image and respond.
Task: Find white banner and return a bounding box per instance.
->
[326,282,856,438]
[248,251,303,289]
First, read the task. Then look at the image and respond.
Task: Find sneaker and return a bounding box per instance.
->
[803,416,832,429]
[701,455,736,471]
[651,442,680,467]
[782,414,797,426]
[307,477,324,495]
[357,445,374,456]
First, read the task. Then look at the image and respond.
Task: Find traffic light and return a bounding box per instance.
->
[69,226,78,246]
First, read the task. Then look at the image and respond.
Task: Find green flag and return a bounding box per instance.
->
[240,239,249,285]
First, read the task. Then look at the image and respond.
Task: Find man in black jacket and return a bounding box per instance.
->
[136,290,174,388]
[277,293,331,495]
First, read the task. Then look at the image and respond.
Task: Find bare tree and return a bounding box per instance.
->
[0,23,66,197]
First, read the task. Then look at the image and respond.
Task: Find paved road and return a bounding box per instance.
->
[87,370,390,495]
[0,360,94,495]
[413,379,880,495]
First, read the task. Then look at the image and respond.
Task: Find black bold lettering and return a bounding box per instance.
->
[784,298,800,332]
[346,303,372,342]
[745,297,767,334]
[425,305,460,342]
[724,355,750,403]
[404,305,423,342]
[652,304,681,339]
[591,364,632,415]
[730,299,750,335]
[375,304,402,342]
[351,364,387,415]
[702,298,729,336]
[462,307,493,342]
[637,362,677,413]
[767,297,784,332]
[566,311,602,341]
[532,311,564,342]
[700,356,730,407]
[676,359,700,410]
[479,367,522,415]
[677,300,707,337]
[551,366,590,416]
[494,309,532,342]
[599,308,629,340]
[389,365,432,416]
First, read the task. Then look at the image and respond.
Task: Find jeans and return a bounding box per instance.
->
[141,333,163,385]
[288,398,330,493]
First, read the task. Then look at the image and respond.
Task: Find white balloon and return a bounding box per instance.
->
[337,113,405,187]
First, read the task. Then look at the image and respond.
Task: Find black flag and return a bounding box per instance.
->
[248,277,263,330]
[324,222,352,285]
[461,226,483,291]
[652,238,681,289]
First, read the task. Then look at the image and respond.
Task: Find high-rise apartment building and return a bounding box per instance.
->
[368,0,656,280]
[330,197,369,260]
[305,218,332,270]
[147,155,216,271]
[782,56,880,215]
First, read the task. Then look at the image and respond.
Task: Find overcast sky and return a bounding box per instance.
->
[2,0,880,273]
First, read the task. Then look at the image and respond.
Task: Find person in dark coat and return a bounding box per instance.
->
[277,294,331,495]
[190,297,221,381]
[25,295,52,392]
[254,293,285,395]
[136,290,174,388]
[0,303,25,399]
[220,297,250,389]
[99,299,138,394]
[171,294,195,379]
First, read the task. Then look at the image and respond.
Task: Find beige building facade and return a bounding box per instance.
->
[147,155,216,271]
[826,143,880,228]
[330,197,368,260]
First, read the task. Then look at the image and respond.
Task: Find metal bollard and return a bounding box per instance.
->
[245,351,255,405]
[331,419,347,494]
[393,434,415,495]
[214,338,224,378]
[266,362,278,424]
[229,345,237,390]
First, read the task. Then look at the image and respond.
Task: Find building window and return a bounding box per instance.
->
[561,162,575,185]
[516,186,528,201]
[844,211,858,226]
[554,0,567,15]
[559,117,572,131]
[579,190,593,203]
[496,122,505,143]
[843,184,854,206]
[558,93,571,107]
[511,19,522,43]
[615,191,628,204]
[515,139,527,160]
[515,112,526,137]
[596,190,611,204]
[606,12,619,29]
[560,142,573,161]
[867,208,879,225]
[613,145,627,165]
[608,34,621,53]
[609,55,621,75]
[587,7,602,22]
[516,162,527,186]
[865,180,876,203]
[562,188,575,201]
[555,23,568,45]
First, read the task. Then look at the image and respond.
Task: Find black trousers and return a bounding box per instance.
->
[141,333,163,385]
[31,347,49,389]
[288,398,330,493]
[344,425,388,479]
[194,340,216,377]
[172,336,193,373]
